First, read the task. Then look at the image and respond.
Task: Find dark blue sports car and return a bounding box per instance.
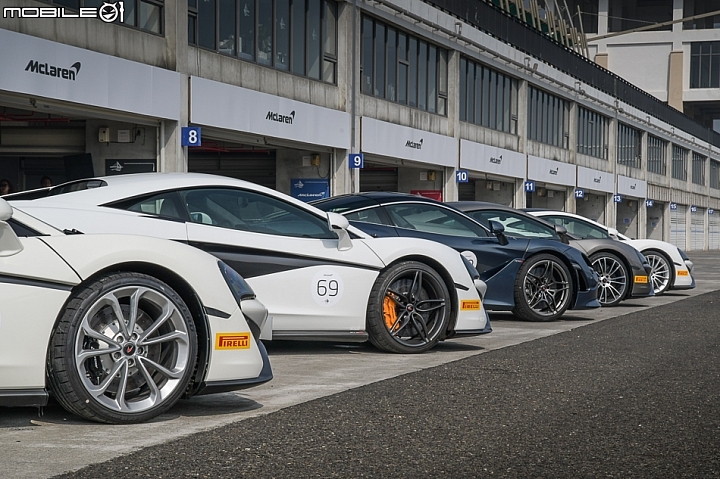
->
[313,193,600,322]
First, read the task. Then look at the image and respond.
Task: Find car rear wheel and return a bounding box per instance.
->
[591,252,629,306]
[366,261,451,353]
[47,272,198,424]
[644,250,672,295]
[513,254,573,322]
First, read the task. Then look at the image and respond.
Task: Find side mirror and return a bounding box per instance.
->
[0,199,23,256]
[553,224,570,244]
[607,227,619,238]
[327,212,353,251]
[488,220,509,246]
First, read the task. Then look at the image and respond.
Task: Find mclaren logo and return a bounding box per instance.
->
[25,60,81,81]
[405,138,423,149]
[594,176,602,183]
[266,110,295,124]
[489,155,502,164]
[549,168,559,176]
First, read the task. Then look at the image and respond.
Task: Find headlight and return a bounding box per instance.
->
[218,261,256,303]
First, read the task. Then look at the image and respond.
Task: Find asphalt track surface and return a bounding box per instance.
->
[55,289,720,478]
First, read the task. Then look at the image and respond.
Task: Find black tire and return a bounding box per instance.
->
[47,272,198,424]
[513,253,573,322]
[366,261,451,353]
[590,252,629,307]
[643,250,672,295]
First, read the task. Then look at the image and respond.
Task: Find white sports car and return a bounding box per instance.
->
[9,173,490,354]
[527,210,695,295]
[0,199,271,424]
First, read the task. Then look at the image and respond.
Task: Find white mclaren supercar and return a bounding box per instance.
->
[527,210,695,295]
[0,199,271,424]
[9,173,491,354]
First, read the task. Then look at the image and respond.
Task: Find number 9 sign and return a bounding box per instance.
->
[312,270,344,306]
[349,153,364,169]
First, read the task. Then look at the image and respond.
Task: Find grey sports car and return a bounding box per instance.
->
[450,202,654,306]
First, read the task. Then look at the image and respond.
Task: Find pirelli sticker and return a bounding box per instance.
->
[677,270,689,276]
[215,333,251,350]
[461,300,481,311]
[634,275,648,284]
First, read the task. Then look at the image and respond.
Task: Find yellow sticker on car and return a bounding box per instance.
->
[215,333,251,350]
[461,300,481,310]
[634,275,648,284]
[677,270,689,276]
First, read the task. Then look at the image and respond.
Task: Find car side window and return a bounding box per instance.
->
[125,191,185,220]
[384,203,487,237]
[544,216,609,239]
[344,207,386,225]
[469,210,558,239]
[179,188,336,239]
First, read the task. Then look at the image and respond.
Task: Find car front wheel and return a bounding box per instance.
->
[644,250,672,295]
[591,252,629,306]
[47,272,198,424]
[513,254,573,322]
[366,261,451,353]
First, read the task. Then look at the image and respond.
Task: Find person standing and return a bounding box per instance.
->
[0,179,13,195]
[41,176,52,188]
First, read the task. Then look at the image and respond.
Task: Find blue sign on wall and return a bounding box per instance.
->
[181,126,202,147]
[710,208,715,215]
[574,189,585,199]
[290,178,330,203]
[524,181,536,193]
[349,153,364,169]
[456,170,469,183]
[691,205,698,213]
[670,203,678,210]
[613,194,622,203]
[646,199,654,208]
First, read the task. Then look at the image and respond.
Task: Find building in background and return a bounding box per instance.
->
[1,0,720,250]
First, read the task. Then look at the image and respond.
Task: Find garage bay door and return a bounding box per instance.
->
[690,208,705,251]
[709,212,720,250]
[669,205,687,250]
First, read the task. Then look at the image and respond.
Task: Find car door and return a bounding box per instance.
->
[466,209,561,241]
[178,187,384,335]
[540,215,611,240]
[379,201,529,274]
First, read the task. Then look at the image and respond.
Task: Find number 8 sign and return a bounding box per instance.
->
[181,127,202,147]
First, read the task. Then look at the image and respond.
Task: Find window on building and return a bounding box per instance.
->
[684,0,720,30]
[690,42,720,89]
[647,134,668,175]
[360,16,449,115]
[564,0,599,34]
[528,87,569,148]
[608,0,672,33]
[672,145,688,181]
[711,160,720,189]
[692,152,707,185]
[617,123,641,168]
[190,0,337,85]
[577,107,607,159]
[459,57,518,134]
[42,0,163,34]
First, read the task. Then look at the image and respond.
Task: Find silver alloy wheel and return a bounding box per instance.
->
[74,286,191,414]
[383,269,447,348]
[593,256,628,305]
[522,259,571,318]
[645,252,671,295]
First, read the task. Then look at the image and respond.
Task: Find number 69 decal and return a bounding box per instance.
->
[312,270,345,306]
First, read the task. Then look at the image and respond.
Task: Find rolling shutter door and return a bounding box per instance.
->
[360,167,398,192]
[669,205,687,250]
[690,208,705,251]
[709,213,720,250]
[458,180,476,201]
[188,151,277,189]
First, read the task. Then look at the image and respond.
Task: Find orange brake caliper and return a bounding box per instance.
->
[383,295,398,331]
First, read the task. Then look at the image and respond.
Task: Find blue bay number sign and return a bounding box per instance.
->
[670,203,678,210]
[646,199,654,208]
[574,189,585,199]
[524,181,536,193]
[456,170,469,183]
[349,153,364,169]
[181,126,202,147]
[613,194,622,203]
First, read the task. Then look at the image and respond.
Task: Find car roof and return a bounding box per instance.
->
[312,192,447,211]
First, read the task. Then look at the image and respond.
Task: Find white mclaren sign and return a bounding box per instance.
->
[577,166,614,193]
[618,175,647,198]
[527,155,576,186]
[361,117,457,167]
[190,77,350,149]
[0,29,180,120]
[459,140,525,179]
